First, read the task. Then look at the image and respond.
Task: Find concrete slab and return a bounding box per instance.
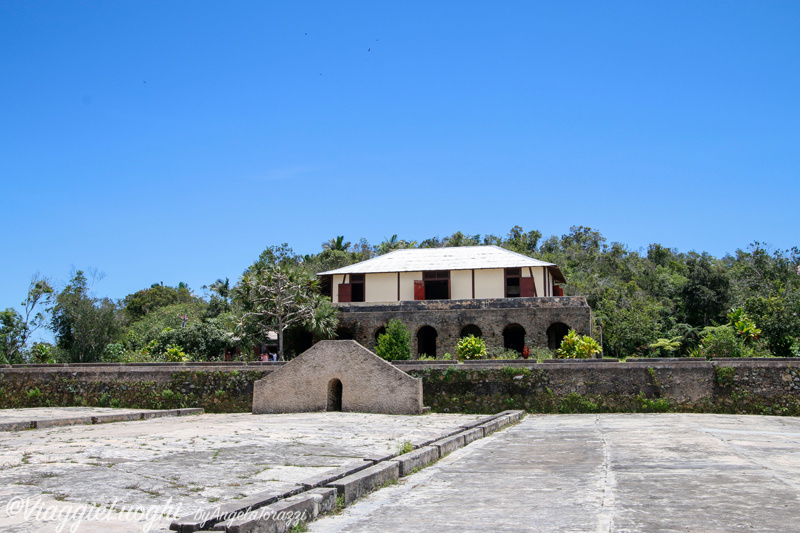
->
[0,410,484,532]
[307,414,800,533]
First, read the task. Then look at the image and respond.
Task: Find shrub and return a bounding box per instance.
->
[557,330,602,358]
[485,346,519,360]
[456,335,486,360]
[375,319,412,361]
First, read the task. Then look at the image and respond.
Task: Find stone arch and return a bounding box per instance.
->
[503,323,526,354]
[417,325,438,358]
[374,325,387,341]
[547,322,570,350]
[335,326,355,340]
[327,378,343,411]
[460,324,482,338]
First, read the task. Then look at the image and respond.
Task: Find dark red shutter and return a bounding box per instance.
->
[520,278,536,297]
[553,286,564,296]
[414,280,425,300]
[338,283,352,303]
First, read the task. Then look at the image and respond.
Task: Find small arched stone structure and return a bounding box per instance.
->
[253,340,423,415]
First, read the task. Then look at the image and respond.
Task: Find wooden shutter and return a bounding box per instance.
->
[338,283,352,303]
[520,278,536,297]
[553,286,564,296]
[414,280,425,300]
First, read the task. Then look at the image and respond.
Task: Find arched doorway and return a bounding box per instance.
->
[327,378,343,411]
[335,326,354,340]
[503,323,526,354]
[417,326,438,358]
[547,322,570,350]
[460,324,482,338]
[374,325,387,341]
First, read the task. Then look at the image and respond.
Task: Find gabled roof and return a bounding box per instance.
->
[319,246,566,283]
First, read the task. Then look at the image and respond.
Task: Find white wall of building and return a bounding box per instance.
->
[400,271,422,301]
[451,270,472,300]
[474,268,504,299]
[365,273,397,302]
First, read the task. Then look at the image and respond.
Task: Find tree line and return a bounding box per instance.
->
[1,226,798,364]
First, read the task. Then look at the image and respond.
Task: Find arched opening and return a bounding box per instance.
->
[417,326,438,358]
[327,378,343,411]
[503,323,526,354]
[460,324,482,338]
[335,326,354,340]
[374,325,387,341]
[547,322,570,350]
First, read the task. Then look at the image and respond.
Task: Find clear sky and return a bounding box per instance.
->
[1,1,798,311]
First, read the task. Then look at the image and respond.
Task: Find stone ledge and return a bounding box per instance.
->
[429,433,466,457]
[170,484,304,532]
[395,446,440,477]
[214,488,336,533]
[458,427,484,445]
[2,408,205,433]
[327,461,400,506]
[299,462,372,489]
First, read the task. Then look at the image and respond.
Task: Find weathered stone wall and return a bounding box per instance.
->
[0,362,276,413]
[335,296,593,356]
[2,356,799,416]
[253,340,423,415]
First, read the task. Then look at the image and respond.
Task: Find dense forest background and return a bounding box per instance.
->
[2,226,798,364]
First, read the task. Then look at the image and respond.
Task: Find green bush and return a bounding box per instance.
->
[485,346,519,360]
[557,330,602,359]
[375,319,412,361]
[456,335,486,360]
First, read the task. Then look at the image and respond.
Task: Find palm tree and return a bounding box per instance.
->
[322,236,351,252]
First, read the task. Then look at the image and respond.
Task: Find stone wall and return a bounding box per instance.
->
[2,356,799,416]
[334,296,593,356]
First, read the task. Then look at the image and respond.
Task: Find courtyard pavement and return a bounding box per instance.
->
[3,410,800,532]
[309,413,800,533]
[0,409,484,532]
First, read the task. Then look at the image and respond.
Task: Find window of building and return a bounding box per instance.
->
[350,274,365,302]
[505,268,521,298]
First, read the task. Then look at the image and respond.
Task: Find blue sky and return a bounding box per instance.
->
[1,1,798,311]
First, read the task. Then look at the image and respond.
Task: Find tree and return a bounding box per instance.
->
[680,256,731,327]
[597,282,662,358]
[0,274,53,364]
[322,236,351,252]
[375,235,417,256]
[375,319,412,361]
[0,309,24,364]
[503,226,542,256]
[50,270,121,363]
[123,282,196,321]
[235,247,337,360]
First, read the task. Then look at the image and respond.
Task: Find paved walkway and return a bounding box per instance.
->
[309,414,800,533]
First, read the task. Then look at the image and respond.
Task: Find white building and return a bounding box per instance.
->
[320,246,566,304]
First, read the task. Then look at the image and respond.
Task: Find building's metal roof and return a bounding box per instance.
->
[319,246,566,282]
